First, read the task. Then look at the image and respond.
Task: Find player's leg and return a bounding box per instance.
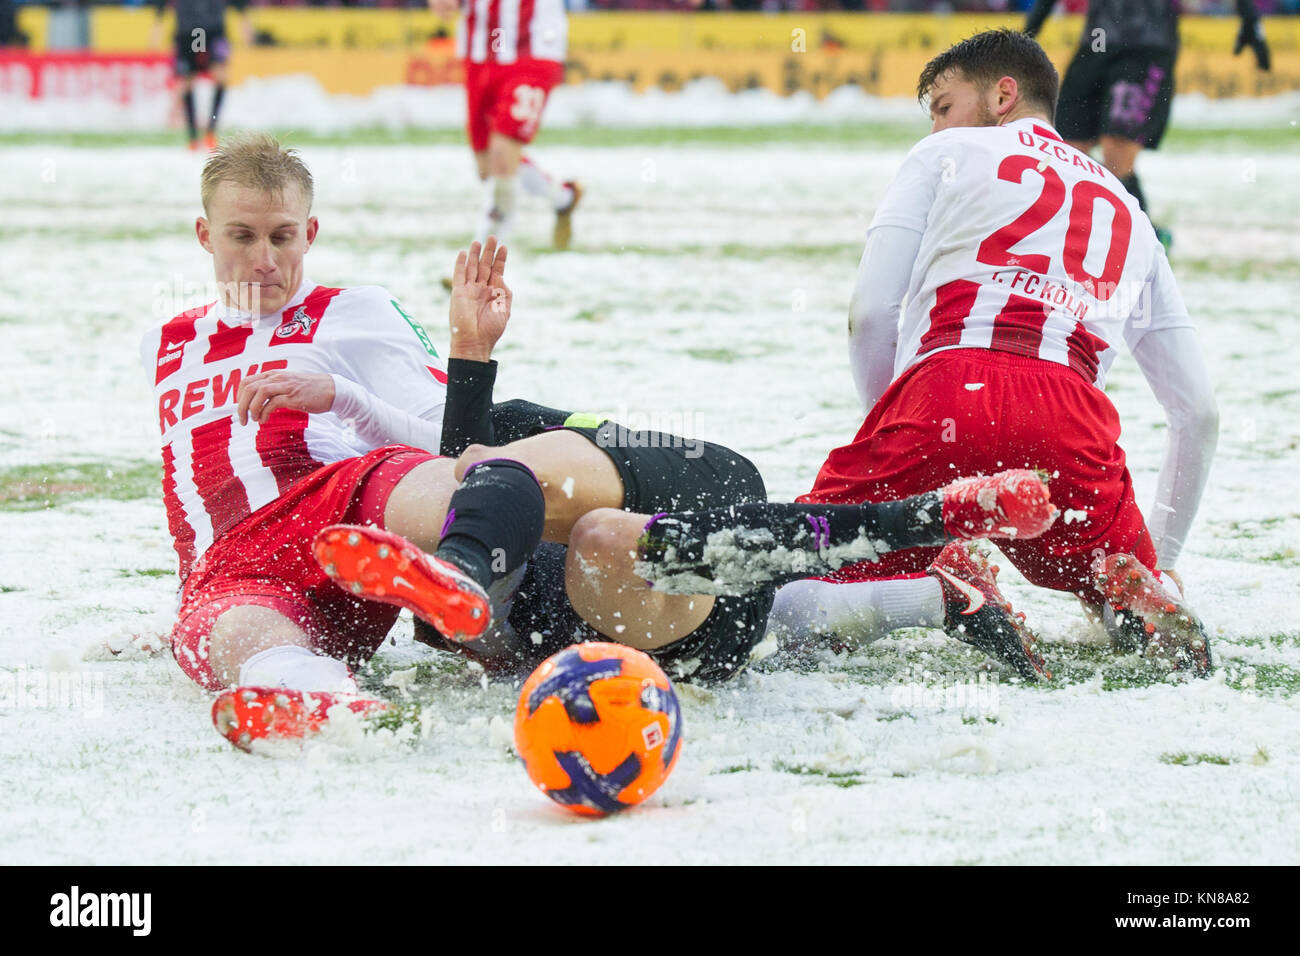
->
[517,154,581,250]
[456,429,622,543]
[455,419,768,545]
[206,48,231,146]
[175,593,388,750]
[1098,48,1176,246]
[178,75,198,149]
[317,453,547,641]
[474,131,524,244]
[474,58,568,245]
[765,576,944,648]
[1055,48,1106,158]
[1100,134,1146,207]
[634,468,1056,595]
[564,508,716,650]
[563,507,774,683]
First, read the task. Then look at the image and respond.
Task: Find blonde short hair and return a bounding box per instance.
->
[200,132,314,216]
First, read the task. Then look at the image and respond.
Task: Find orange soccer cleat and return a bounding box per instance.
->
[203,130,218,152]
[212,687,388,751]
[1094,554,1213,677]
[313,524,492,643]
[940,469,1058,541]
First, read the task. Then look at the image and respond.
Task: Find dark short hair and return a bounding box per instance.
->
[917,28,1059,120]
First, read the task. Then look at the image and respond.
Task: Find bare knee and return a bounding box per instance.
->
[206,605,311,686]
[570,508,636,565]
[454,443,495,480]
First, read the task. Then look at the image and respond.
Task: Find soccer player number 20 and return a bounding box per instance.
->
[976,154,1133,300]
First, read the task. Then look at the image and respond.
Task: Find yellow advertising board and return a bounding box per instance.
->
[29,10,1300,100]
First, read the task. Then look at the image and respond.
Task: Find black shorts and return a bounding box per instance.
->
[173,29,231,78]
[501,543,777,686]
[563,421,767,513]
[415,421,773,684]
[1056,46,1176,149]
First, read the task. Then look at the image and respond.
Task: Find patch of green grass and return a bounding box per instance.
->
[1225,662,1300,697]
[1170,258,1300,281]
[686,347,743,363]
[116,568,174,578]
[0,461,160,511]
[1161,752,1232,766]
[714,763,755,775]
[1259,548,1298,565]
[362,700,427,736]
[0,225,182,245]
[773,760,866,787]
[2,122,1294,151]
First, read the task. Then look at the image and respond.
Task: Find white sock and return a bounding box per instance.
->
[517,156,574,211]
[238,645,359,694]
[767,576,945,644]
[474,175,517,244]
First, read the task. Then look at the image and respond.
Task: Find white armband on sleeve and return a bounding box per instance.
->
[330,374,442,453]
[1130,327,1219,568]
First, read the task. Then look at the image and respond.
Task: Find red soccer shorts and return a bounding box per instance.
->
[465,58,565,152]
[798,349,1158,601]
[171,446,439,691]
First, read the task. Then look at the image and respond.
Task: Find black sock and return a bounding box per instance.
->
[210,84,225,131]
[434,458,545,591]
[669,495,943,552]
[182,89,197,141]
[646,494,945,589]
[1120,172,1147,212]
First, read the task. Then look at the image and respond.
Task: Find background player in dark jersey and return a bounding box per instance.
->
[1025,0,1270,247]
[152,0,253,151]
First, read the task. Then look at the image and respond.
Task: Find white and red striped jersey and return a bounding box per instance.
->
[873,117,1192,389]
[140,281,447,578]
[455,0,567,65]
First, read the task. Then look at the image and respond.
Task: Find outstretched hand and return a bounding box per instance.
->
[448,236,512,363]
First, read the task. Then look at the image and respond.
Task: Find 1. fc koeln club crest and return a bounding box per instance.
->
[275,307,315,339]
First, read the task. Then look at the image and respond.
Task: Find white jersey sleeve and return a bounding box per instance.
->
[1130,325,1219,568]
[321,286,447,449]
[868,137,944,235]
[847,225,921,411]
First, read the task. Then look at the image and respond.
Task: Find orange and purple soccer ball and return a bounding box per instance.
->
[514,642,683,817]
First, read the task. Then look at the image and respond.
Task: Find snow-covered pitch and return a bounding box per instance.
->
[1,120,1297,864]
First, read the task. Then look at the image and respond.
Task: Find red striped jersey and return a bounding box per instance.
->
[455,0,567,65]
[873,117,1192,389]
[140,281,447,578]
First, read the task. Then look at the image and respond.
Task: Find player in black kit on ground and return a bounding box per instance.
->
[153,0,253,150]
[1025,0,1270,248]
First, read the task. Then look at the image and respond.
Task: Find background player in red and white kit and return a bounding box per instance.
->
[764,29,1220,677]
[429,0,582,249]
